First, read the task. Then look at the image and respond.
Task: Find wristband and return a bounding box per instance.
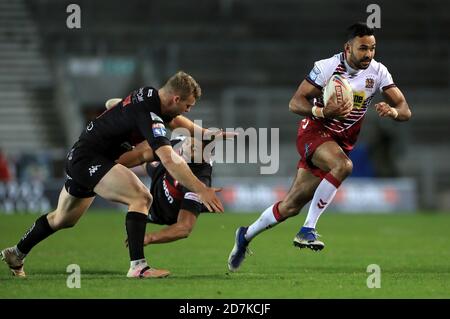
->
[312,106,325,118]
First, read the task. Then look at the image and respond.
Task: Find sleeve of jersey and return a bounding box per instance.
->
[378,63,396,92]
[305,61,328,90]
[180,175,210,214]
[180,192,203,214]
[136,109,171,152]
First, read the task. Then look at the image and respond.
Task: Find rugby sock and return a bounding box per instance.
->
[245,201,285,241]
[125,211,147,262]
[303,173,341,229]
[16,213,55,255]
[130,258,147,269]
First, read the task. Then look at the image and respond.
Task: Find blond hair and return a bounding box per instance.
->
[163,71,201,100]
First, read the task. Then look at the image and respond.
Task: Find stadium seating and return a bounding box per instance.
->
[0,0,448,208]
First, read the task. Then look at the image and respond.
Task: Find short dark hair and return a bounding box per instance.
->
[346,22,375,41]
[163,71,202,100]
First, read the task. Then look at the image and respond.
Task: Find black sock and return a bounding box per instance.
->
[16,213,55,255]
[125,211,147,261]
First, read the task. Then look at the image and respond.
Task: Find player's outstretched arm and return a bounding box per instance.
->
[116,141,155,168]
[376,87,412,121]
[155,145,224,213]
[143,210,198,245]
[168,115,206,136]
[168,115,238,141]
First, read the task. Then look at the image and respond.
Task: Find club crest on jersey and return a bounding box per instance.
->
[365,78,375,89]
[152,122,166,137]
[88,165,101,176]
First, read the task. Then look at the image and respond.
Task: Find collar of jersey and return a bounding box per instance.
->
[341,52,365,76]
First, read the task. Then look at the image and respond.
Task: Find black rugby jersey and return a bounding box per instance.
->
[76,87,175,160]
[146,161,212,225]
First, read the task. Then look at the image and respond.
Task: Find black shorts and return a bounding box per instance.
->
[64,144,116,198]
[147,207,164,225]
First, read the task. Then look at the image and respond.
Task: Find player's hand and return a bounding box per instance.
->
[375,102,398,119]
[143,233,152,246]
[197,186,224,213]
[324,97,353,119]
[204,129,238,141]
[105,98,122,109]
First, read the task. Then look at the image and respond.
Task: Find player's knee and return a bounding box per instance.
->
[135,186,153,210]
[334,158,353,179]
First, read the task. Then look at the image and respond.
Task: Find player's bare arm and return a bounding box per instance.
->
[168,115,208,136]
[289,80,352,118]
[116,141,154,168]
[376,87,412,121]
[143,209,198,245]
[156,145,224,213]
[168,115,238,140]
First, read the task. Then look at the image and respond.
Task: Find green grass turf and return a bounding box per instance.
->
[0,211,449,298]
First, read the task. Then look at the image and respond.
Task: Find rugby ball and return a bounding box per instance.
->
[323,74,353,108]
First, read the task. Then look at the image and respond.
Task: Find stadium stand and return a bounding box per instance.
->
[0,0,448,208]
[0,0,65,153]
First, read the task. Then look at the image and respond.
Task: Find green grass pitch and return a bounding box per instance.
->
[1,211,449,298]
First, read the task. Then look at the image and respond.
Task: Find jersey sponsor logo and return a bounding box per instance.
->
[152,123,167,137]
[88,165,101,176]
[86,121,94,131]
[352,91,366,109]
[162,179,174,204]
[136,87,145,102]
[150,112,163,123]
[184,192,201,203]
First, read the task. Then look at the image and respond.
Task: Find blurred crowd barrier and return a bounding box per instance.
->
[0,176,417,214]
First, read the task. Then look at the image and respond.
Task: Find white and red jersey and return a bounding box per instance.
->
[305,52,396,151]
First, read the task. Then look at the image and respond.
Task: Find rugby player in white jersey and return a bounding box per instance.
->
[228,22,412,271]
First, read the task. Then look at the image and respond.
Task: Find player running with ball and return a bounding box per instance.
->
[228,22,412,271]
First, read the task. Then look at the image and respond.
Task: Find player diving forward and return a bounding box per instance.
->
[228,22,412,271]
[118,136,218,251]
[1,71,224,279]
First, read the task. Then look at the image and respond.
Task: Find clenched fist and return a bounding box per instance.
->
[375,102,398,119]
